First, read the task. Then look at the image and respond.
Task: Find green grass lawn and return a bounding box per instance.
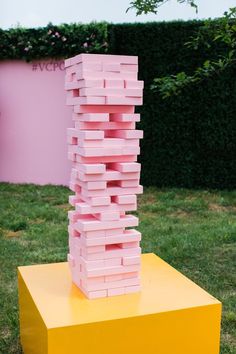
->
[0,183,236,353]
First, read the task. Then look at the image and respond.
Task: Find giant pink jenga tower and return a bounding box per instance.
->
[65,54,143,299]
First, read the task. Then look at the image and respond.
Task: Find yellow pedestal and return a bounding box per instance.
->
[18,253,221,354]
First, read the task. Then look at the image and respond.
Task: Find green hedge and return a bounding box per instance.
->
[0,23,108,61]
[1,21,236,188]
[108,22,236,189]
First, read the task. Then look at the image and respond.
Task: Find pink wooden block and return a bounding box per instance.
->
[67,136,77,145]
[103,62,121,72]
[80,258,105,270]
[105,79,124,88]
[123,256,141,266]
[119,241,140,249]
[68,145,78,154]
[75,214,139,232]
[68,210,80,223]
[82,277,140,292]
[122,271,139,279]
[69,182,80,193]
[106,96,142,105]
[69,232,80,244]
[78,180,107,191]
[81,229,141,247]
[80,87,142,97]
[106,228,124,236]
[94,211,121,222]
[123,139,140,147]
[76,155,138,164]
[120,64,138,72]
[85,289,107,299]
[77,62,103,72]
[109,162,141,173]
[76,201,136,215]
[77,163,106,174]
[69,195,82,207]
[110,113,140,122]
[70,54,138,65]
[66,65,78,75]
[109,139,138,148]
[78,170,140,182]
[107,288,125,296]
[71,168,78,179]
[68,152,76,162]
[81,276,105,285]
[124,139,141,147]
[78,147,121,157]
[125,285,141,294]
[69,194,78,204]
[69,233,81,247]
[81,185,143,198]
[74,104,135,114]
[82,245,105,255]
[73,113,109,122]
[105,274,123,282]
[104,258,122,267]
[117,179,139,188]
[124,80,144,89]
[69,246,81,260]
[109,277,140,289]
[107,130,143,139]
[68,224,81,237]
[65,70,75,81]
[81,195,111,206]
[66,66,79,77]
[65,79,104,90]
[64,73,74,84]
[68,96,106,105]
[113,195,137,204]
[82,246,141,261]
[65,82,80,90]
[77,138,124,148]
[66,97,75,106]
[67,128,104,140]
[75,121,135,131]
[66,90,75,99]
[124,229,141,237]
[66,64,80,76]
[83,230,106,238]
[78,146,139,157]
[66,53,83,65]
[86,263,140,277]
[123,146,140,155]
[76,71,137,81]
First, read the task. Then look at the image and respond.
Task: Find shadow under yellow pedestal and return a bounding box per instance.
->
[18,253,221,354]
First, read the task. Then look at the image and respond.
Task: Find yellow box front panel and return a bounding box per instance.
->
[18,253,222,354]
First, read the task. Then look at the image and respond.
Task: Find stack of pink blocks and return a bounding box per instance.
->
[65,53,144,299]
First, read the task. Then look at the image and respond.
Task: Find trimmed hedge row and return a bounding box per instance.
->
[1,21,236,188]
[0,23,108,61]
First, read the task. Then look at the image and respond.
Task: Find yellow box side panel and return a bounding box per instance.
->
[18,271,47,354]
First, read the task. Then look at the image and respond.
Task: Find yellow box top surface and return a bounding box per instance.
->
[18,253,220,329]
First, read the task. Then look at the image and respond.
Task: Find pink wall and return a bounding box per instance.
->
[0,60,73,186]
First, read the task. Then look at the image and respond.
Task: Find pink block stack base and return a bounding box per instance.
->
[65,54,144,299]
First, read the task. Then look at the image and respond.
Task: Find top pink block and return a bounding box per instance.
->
[65,54,138,68]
